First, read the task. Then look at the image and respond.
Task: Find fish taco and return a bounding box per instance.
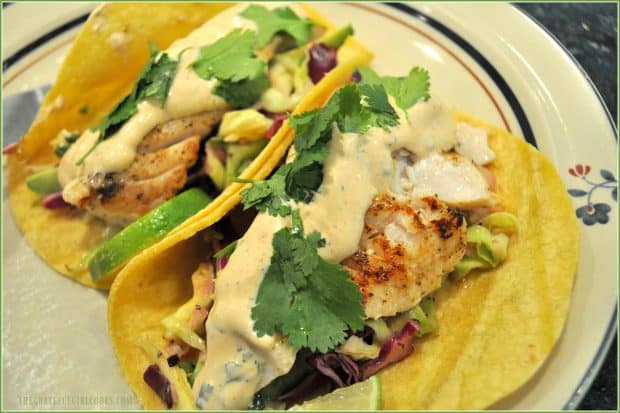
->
[107,64,579,409]
[6,3,372,288]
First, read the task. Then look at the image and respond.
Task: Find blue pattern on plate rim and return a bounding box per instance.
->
[567,164,617,225]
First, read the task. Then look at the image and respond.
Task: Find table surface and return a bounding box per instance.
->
[514,3,618,411]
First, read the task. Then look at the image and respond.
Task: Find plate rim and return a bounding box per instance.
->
[508,6,618,409]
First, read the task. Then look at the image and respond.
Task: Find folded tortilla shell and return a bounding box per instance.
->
[7,3,373,289]
[378,112,579,409]
[108,111,578,409]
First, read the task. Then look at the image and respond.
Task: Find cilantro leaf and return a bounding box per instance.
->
[335,84,370,134]
[141,51,178,102]
[252,214,364,353]
[359,66,430,112]
[357,66,382,84]
[289,95,339,154]
[359,83,399,130]
[383,67,430,111]
[240,5,313,48]
[214,74,269,108]
[291,84,399,142]
[251,257,291,335]
[282,288,349,351]
[78,43,178,164]
[191,29,268,108]
[283,258,365,351]
[191,29,266,82]
[239,170,292,217]
[99,43,177,137]
[241,150,326,210]
[94,93,139,140]
[284,150,327,203]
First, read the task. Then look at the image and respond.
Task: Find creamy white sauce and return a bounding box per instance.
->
[58,4,263,187]
[193,98,457,409]
[387,97,456,159]
[192,214,296,409]
[455,122,495,165]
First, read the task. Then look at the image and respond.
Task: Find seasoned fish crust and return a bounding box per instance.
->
[62,110,225,226]
[137,111,224,153]
[343,194,467,319]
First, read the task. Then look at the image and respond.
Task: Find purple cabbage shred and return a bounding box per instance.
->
[42,192,68,209]
[309,352,361,387]
[308,43,338,84]
[143,364,174,409]
[361,320,419,379]
[166,354,179,367]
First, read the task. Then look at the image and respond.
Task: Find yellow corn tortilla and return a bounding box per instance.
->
[377,111,579,409]
[7,3,373,289]
[108,111,578,409]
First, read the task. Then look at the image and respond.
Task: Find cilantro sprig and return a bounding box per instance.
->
[240,5,313,48]
[240,82,403,214]
[252,210,365,352]
[214,75,269,109]
[191,6,315,108]
[190,29,268,108]
[191,29,265,82]
[248,67,432,353]
[358,66,430,113]
[77,43,178,165]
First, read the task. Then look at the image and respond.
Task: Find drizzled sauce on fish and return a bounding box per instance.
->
[58,5,261,188]
[192,98,472,409]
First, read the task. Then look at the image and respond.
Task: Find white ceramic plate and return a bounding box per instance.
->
[2,3,617,410]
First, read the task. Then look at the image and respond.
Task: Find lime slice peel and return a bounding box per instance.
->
[88,188,211,281]
[289,375,381,411]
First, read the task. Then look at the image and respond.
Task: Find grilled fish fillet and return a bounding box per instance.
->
[343,194,467,319]
[62,111,223,226]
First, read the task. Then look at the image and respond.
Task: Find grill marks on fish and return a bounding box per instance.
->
[62,112,223,226]
[137,111,225,154]
[343,194,466,319]
[82,165,188,226]
[123,136,200,181]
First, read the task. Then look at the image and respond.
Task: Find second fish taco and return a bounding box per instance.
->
[108,66,578,409]
[6,3,372,288]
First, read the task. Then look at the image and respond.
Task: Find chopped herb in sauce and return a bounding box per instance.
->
[54,132,79,158]
[196,383,214,409]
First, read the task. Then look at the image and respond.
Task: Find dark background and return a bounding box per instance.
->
[514,3,617,411]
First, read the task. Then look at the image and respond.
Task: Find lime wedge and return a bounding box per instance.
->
[289,376,381,411]
[88,188,211,281]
